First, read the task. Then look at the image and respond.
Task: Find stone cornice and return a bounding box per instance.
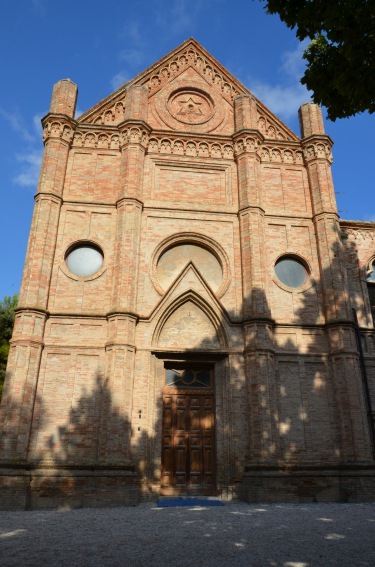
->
[9,338,44,348]
[14,307,49,316]
[67,123,305,164]
[105,342,136,351]
[116,196,144,209]
[340,219,375,230]
[144,132,307,164]
[34,192,63,205]
[41,112,77,129]
[232,132,305,165]
[301,133,334,147]
[340,215,375,243]
[313,211,340,222]
[117,118,151,131]
[106,311,139,321]
[147,133,234,160]
[72,129,121,150]
[258,144,305,165]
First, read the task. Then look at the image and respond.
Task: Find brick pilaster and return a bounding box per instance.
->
[244,321,278,462]
[100,314,137,463]
[20,80,77,309]
[0,80,78,462]
[104,86,150,462]
[299,102,348,321]
[233,95,268,319]
[300,103,372,460]
[234,95,276,463]
[112,86,149,312]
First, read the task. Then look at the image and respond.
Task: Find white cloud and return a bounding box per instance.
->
[0,108,35,143]
[251,81,311,120]
[281,40,309,80]
[119,48,144,67]
[32,0,45,13]
[74,108,84,119]
[153,0,221,36]
[246,41,312,120]
[13,150,43,187]
[116,20,144,79]
[110,71,130,90]
[165,0,192,34]
[33,112,45,137]
[1,108,44,188]
[120,21,141,44]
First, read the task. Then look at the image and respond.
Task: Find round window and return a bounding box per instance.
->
[66,244,103,277]
[275,256,308,288]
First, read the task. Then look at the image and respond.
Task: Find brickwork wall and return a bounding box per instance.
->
[1,39,374,508]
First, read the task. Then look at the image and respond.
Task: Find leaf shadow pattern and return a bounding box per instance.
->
[1,230,375,509]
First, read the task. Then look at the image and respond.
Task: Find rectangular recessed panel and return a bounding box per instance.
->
[66,152,93,197]
[154,163,227,204]
[283,168,308,213]
[262,166,284,210]
[164,407,173,430]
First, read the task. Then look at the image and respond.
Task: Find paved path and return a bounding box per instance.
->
[1,502,375,566]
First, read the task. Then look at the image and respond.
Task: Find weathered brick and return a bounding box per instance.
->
[1,39,375,509]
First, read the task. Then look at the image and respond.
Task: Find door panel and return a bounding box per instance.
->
[161,375,215,495]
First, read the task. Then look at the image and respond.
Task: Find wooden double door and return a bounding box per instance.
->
[161,367,216,495]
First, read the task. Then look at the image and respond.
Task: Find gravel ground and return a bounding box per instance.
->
[1,502,375,567]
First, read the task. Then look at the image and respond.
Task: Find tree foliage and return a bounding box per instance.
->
[262,0,375,120]
[0,294,18,399]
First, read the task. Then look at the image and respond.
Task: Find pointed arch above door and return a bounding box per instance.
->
[153,290,228,351]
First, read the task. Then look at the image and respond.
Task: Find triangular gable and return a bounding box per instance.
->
[77,38,299,142]
[146,262,232,327]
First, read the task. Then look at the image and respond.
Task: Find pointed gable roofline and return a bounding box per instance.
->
[77,38,299,142]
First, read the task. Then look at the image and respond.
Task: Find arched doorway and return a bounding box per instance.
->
[153,293,228,496]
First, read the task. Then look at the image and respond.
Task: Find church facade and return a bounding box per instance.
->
[1,39,375,509]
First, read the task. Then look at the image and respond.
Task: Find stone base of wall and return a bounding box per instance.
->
[3,463,375,509]
[0,464,139,510]
[239,463,375,503]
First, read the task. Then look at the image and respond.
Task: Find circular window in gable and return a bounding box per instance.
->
[274,256,308,289]
[66,243,104,277]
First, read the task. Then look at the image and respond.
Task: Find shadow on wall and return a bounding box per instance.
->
[0,232,374,509]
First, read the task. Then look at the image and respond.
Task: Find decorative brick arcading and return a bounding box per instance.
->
[2,44,375,510]
[145,46,241,102]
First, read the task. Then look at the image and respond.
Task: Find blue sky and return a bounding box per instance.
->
[0,0,373,300]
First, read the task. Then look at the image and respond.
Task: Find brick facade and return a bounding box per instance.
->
[1,39,375,509]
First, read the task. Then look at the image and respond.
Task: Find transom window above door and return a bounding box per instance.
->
[166,368,212,388]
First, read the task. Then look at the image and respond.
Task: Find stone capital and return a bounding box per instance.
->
[118,119,151,149]
[232,129,264,158]
[301,134,333,164]
[41,113,76,146]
